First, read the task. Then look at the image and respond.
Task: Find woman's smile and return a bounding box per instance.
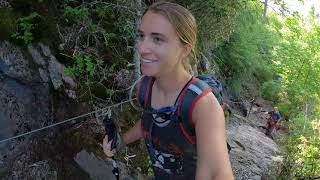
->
[141,58,158,64]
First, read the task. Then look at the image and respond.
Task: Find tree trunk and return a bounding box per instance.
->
[263,0,268,17]
[133,0,142,81]
[303,103,308,132]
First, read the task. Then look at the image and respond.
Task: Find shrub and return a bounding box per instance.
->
[11,12,41,44]
[260,80,281,102]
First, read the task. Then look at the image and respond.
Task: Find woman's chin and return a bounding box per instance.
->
[141,71,155,77]
[141,67,157,77]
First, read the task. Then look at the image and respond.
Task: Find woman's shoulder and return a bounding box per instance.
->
[194,92,218,107]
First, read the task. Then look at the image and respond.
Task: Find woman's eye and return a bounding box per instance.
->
[153,37,163,44]
[137,33,144,40]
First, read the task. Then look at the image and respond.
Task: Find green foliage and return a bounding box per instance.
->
[268,10,320,178]
[11,12,41,44]
[270,13,320,116]
[261,80,281,102]
[177,0,242,49]
[61,0,140,68]
[279,116,320,179]
[214,1,277,96]
[103,32,117,46]
[64,5,99,38]
[64,6,90,18]
[174,0,242,67]
[64,53,95,77]
[146,157,154,177]
[296,135,320,177]
[254,62,274,83]
[64,52,120,99]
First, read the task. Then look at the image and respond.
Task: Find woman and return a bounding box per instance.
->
[103,2,234,179]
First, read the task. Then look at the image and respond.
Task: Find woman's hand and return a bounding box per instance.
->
[102,135,116,157]
[102,120,143,157]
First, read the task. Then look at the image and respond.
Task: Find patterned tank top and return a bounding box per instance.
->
[140,78,197,180]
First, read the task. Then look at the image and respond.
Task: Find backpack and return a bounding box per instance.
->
[197,75,224,105]
[136,75,231,152]
[269,110,281,121]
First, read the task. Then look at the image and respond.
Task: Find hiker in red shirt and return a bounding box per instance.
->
[259,107,281,136]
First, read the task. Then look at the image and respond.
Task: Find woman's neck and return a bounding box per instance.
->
[154,66,192,97]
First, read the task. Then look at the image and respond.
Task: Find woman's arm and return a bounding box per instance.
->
[122,119,144,145]
[193,93,234,180]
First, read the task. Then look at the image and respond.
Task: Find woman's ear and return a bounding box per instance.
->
[181,44,192,60]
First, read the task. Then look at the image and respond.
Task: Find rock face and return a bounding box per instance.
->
[0,41,51,144]
[75,150,116,180]
[8,156,57,180]
[0,41,135,180]
[28,42,76,93]
[0,42,35,83]
[227,111,283,179]
[0,41,54,179]
[0,41,77,178]
[74,149,145,180]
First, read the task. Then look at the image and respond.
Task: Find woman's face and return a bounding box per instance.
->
[137,11,189,77]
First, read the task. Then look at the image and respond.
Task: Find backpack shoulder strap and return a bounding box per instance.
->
[177,77,232,152]
[136,76,155,108]
[177,77,212,144]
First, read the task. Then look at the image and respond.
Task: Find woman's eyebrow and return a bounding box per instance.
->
[151,32,165,37]
[138,29,167,39]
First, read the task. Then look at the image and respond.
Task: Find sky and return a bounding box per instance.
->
[269,0,320,20]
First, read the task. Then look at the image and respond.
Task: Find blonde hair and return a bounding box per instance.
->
[146,1,198,67]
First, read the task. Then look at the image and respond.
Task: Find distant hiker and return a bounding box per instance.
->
[102,2,234,179]
[259,107,281,137]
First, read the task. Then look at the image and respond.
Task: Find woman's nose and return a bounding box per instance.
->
[137,38,151,54]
